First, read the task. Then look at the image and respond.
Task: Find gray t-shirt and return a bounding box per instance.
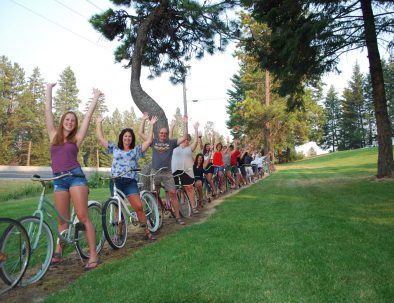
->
[151,138,178,170]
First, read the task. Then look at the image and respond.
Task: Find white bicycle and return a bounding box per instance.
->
[101,169,160,249]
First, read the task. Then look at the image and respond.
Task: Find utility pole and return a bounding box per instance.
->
[183,79,188,133]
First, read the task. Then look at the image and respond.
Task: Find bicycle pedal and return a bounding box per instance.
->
[75,222,85,231]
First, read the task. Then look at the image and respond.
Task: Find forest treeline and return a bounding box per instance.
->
[1,54,393,166]
[0,55,222,167]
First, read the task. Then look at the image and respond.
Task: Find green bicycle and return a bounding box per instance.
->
[18,173,105,286]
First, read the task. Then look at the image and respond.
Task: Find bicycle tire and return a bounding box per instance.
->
[18,216,54,286]
[75,202,105,259]
[177,188,192,218]
[0,218,31,295]
[102,199,127,249]
[141,192,161,233]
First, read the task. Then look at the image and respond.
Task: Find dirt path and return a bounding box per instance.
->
[1,185,250,303]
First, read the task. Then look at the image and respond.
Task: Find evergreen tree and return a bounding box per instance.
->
[53,66,80,120]
[340,63,367,150]
[27,67,50,165]
[2,60,27,164]
[90,0,239,134]
[382,58,394,133]
[81,93,109,167]
[322,86,341,152]
[363,75,377,146]
[242,0,394,177]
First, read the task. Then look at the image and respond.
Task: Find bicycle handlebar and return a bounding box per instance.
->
[100,168,142,180]
[138,167,169,178]
[31,172,85,182]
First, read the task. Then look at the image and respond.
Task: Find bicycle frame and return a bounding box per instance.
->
[109,184,139,225]
[30,186,82,248]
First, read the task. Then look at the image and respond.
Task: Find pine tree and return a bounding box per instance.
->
[81,94,109,167]
[27,67,50,165]
[322,86,341,152]
[53,66,80,120]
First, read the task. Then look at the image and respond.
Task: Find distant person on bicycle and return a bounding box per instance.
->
[193,153,206,208]
[96,114,158,241]
[213,142,226,193]
[169,120,200,214]
[45,83,100,270]
[202,136,217,198]
[139,113,188,225]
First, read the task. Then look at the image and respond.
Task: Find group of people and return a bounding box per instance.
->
[45,83,268,271]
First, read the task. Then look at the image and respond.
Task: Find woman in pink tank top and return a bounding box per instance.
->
[45,82,102,271]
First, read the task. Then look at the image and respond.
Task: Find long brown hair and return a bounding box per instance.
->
[52,111,78,145]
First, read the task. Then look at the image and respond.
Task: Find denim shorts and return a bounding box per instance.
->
[53,167,88,192]
[110,178,139,197]
[213,166,224,174]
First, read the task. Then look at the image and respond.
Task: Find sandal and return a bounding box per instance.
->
[51,252,63,265]
[142,233,156,241]
[175,218,185,225]
[192,208,199,214]
[84,259,101,271]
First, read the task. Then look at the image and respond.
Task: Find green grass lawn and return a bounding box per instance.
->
[2,147,393,302]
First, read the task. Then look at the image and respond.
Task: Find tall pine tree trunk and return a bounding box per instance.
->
[360,0,393,178]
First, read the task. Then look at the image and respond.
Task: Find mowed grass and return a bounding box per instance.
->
[3,147,394,302]
[43,147,394,302]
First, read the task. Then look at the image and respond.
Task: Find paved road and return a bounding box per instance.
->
[0,166,110,180]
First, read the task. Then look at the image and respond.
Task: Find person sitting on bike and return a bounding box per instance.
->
[45,83,101,270]
[222,137,236,189]
[229,140,244,188]
[139,113,188,225]
[212,142,226,193]
[201,137,217,199]
[170,120,200,214]
[193,153,206,208]
[96,114,158,241]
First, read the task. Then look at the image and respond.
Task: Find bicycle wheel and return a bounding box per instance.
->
[18,216,54,286]
[75,202,105,259]
[177,188,192,218]
[102,199,127,249]
[0,218,30,295]
[141,192,161,233]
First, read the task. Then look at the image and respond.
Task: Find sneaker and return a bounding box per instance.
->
[192,208,199,214]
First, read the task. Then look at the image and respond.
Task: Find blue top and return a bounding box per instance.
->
[107,141,144,180]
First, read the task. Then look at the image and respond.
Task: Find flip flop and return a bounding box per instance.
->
[84,260,102,271]
[50,252,63,265]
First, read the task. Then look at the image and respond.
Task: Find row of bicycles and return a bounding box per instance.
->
[0,162,273,295]
[0,168,197,295]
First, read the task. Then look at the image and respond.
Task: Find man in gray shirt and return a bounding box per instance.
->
[139,113,188,225]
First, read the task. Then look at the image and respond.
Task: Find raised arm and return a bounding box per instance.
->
[203,149,211,169]
[190,122,200,152]
[198,131,203,150]
[169,120,175,140]
[141,116,158,152]
[45,83,57,141]
[95,114,108,149]
[177,115,188,145]
[76,88,102,146]
[138,112,149,141]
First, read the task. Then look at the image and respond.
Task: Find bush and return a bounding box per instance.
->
[88,171,109,188]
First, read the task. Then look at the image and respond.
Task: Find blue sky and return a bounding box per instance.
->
[1,0,376,138]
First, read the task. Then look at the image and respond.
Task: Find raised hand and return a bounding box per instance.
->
[142,112,150,120]
[93,88,103,99]
[150,116,158,125]
[46,82,57,89]
[96,114,104,124]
